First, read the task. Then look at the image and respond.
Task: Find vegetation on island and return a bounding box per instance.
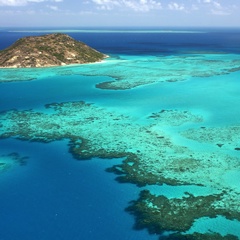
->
[0,33,107,68]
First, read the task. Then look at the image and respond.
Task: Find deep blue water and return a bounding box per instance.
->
[0,27,240,239]
[1,27,240,55]
[0,138,154,240]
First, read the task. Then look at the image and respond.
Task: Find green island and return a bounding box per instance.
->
[0,33,107,68]
[0,100,239,239]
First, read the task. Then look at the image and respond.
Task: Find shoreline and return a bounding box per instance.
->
[0,55,110,70]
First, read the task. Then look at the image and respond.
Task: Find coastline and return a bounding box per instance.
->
[0,55,110,70]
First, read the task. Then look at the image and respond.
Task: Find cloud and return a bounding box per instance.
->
[29,0,45,2]
[47,4,58,10]
[0,8,36,14]
[91,0,119,10]
[90,0,162,12]
[196,0,233,16]
[0,0,62,6]
[210,1,231,15]
[196,0,209,3]
[168,2,185,11]
[0,0,27,6]
[213,1,222,9]
[123,0,162,12]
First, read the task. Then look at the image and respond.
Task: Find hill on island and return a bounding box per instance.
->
[0,33,107,68]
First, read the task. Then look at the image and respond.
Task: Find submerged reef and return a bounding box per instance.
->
[148,109,203,126]
[162,233,238,240]
[182,126,240,152]
[1,54,240,90]
[0,153,28,173]
[57,54,240,90]
[0,101,239,238]
[126,190,238,236]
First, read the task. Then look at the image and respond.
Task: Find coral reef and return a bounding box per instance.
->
[1,54,240,90]
[182,126,240,151]
[162,232,238,240]
[0,152,28,172]
[126,190,237,234]
[0,101,239,238]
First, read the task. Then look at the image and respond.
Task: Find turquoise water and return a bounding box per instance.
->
[1,62,239,125]
[0,28,240,239]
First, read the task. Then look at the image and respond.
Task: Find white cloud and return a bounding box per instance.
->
[0,8,36,14]
[29,0,45,2]
[47,4,58,10]
[92,0,119,10]
[210,1,232,15]
[196,0,211,3]
[196,0,233,16]
[168,2,185,11]
[90,0,162,12]
[0,0,62,6]
[123,0,161,12]
[213,1,222,9]
[0,0,27,6]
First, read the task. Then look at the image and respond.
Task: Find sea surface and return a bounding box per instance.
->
[0,27,240,239]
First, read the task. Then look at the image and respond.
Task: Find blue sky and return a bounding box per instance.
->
[0,0,240,27]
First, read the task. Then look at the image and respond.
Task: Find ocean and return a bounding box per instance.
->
[0,27,240,240]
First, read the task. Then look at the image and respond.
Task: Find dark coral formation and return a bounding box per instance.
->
[182,126,240,152]
[106,156,191,187]
[162,232,238,240]
[6,152,28,166]
[148,109,203,126]
[126,190,238,238]
[0,152,28,172]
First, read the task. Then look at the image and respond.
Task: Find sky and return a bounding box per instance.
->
[0,0,240,27]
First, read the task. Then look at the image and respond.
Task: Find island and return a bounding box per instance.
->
[0,33,107,68]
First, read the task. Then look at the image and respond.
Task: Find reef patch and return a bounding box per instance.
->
[126,190,238,234]
[0,152,28,173]
[181,126,240,152]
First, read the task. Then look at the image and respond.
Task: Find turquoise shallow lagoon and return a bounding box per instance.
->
[0,28,240,239]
